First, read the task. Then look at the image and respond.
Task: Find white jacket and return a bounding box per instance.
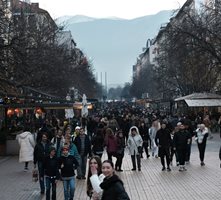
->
[90,173,105,199]
[17,131,35,162]
[127,126,143,156]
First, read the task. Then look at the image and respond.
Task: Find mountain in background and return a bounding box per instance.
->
[57,10,174,87]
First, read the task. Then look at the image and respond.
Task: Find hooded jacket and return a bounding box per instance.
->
[127,126,143,155]
[100,174,130,200]
[16,131,35,162]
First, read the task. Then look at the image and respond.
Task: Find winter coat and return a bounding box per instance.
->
[173,130,191,149]
[195,128,208,144]
[17,131,35,163]
[155,128,172,157]
[116,136,125,155]
[74,134,92,157]
[51,136,65,157]
[139,125,150,147]
[59,155,79,178]
[100,175,130,200]
[89,173,105,200]
[155,128,172,148]
[66,143,80,162]
[106,135,118,154]
[127,126,143,156]
[149,127,157,143]
[92,133,104,154]
[33,141,51,164]
[43,155,60,179]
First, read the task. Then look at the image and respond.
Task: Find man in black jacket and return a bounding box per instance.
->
[173,124,191,171]
[43,147,60,200]
[155,122,172,171]
[34,133,51,194]
[74,127,91,179]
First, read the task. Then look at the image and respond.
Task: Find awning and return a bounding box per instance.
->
[185,99,221,107]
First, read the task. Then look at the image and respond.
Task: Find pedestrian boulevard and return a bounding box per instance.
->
[0,134,221,200]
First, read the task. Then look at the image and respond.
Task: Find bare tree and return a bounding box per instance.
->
[154,1,221,96]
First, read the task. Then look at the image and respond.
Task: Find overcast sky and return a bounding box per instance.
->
[32,0,187,19]
[31,0,187,86]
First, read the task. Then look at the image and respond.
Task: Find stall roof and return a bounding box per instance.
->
[185,99,221,107]
[175,93,221,101]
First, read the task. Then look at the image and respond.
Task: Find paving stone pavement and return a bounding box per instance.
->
[0,133,221,200]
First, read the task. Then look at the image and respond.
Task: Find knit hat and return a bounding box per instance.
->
[62,145,69,151]
[49,146,56,153]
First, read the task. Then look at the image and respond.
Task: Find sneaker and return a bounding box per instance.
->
[167,167,171,172]
[183,167,187,171]
[179,167,183,172]
[200,162,205,166]
[118,169,123,172]
[176,162,179,166]
[162,167,166,171]
[24,168,28,172]
[131,168,136,171]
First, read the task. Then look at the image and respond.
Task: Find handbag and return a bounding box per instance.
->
[137,146,143,154]
[32,169,38,182]
[132,136,142,154]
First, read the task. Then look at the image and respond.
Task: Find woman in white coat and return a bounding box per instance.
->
[87,156,105,200]
[16,127,35,171]
[127,126,143,171]
[195,124,209,166]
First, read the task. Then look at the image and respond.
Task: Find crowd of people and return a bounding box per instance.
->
[15,103,221,200]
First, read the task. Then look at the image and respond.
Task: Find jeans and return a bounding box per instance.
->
[45,177,56,200]
[77,155,87,177]
[37,161,45,193]
[63,178,75,200]
[151,140,158,157]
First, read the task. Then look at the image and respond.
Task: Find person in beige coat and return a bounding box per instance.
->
[16,127,35,171]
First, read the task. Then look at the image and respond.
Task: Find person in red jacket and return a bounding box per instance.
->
[105,128,117,162]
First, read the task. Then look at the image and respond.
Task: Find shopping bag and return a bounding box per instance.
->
[32,169,38,182]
